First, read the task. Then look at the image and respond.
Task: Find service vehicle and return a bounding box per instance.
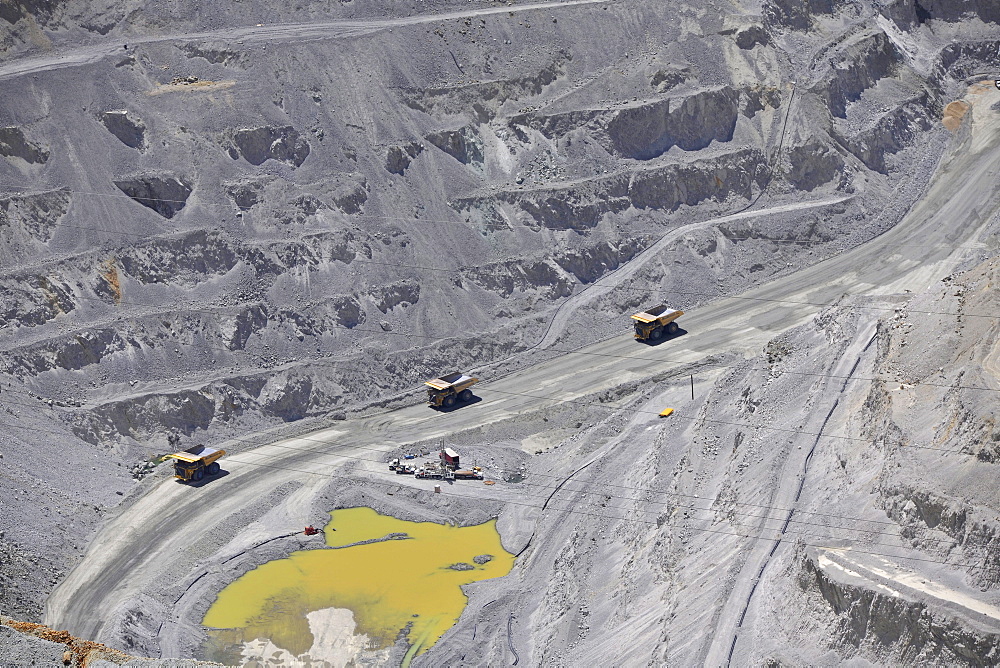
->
[439,448,460,469]
[388,458,415,474]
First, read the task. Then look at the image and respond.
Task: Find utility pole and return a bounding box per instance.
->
[690,374,694,401]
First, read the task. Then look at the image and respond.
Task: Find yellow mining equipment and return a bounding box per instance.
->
[425,372,480,408]
[631,305,684,342]
[164,445,226,483]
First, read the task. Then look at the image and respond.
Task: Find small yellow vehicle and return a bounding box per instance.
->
[425,372,479,408]
[631,305,684,342]
[164,445,225,483]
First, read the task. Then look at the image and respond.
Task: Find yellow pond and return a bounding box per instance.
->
[203,507,514,664]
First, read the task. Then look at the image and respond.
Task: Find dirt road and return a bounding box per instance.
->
[0,0,608,81]
[42,83,1000,655]
[536,194,856,349]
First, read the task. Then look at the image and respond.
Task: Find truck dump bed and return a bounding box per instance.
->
[631,304,682,323]
[166,445,224,464]
[425,372,477,391]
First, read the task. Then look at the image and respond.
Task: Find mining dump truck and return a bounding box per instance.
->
[425,372,479,408]
[631,305,684,342]
[164,445,225,483]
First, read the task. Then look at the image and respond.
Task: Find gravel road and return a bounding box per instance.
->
[43,81,1000,656]
[0,0,608,81]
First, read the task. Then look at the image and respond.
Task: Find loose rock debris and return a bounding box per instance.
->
[1,616,139,666]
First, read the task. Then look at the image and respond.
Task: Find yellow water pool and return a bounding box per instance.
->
[203,507,514,665]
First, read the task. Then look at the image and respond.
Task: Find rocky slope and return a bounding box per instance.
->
[2,0,1000,663]
[419,259,1000,667]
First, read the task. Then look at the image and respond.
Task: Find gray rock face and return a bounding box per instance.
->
[555,240,643,284]
[329,296,364,328]
[113,176,192,218]
[425,126,483,165]
[764,0,837,30]
[0,0,63,27]
[0,274,75,327]
[385,142,423,175]
[0,189,69,248]
[99,111,146,150]
[375,281,420,313]
[939,40,1000,80]
[801,554,1000,665]
[181,44,247,67]
[650,67,690,93]
[834,97,933,174]
[459,147,768,231]
[0,127,48,164]
[464,258,573,299]
[0,0,996,662]
[916,0,1000,23]
[786,143,845,191]
[226,126,310,167]
[225,182,260,211]
[329,174,368,214]
[607,88,740,159]
[115,229,240,284]
[734,25,769,50]
[823,32,902,119]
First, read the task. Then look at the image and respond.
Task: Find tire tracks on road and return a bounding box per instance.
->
[0,0,609,82]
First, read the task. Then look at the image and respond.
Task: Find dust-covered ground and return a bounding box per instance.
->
[2,0,1000,664]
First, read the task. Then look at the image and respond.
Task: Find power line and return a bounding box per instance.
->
[0,116,992,518]
[0,423,988,574]
[3,182,993,252]
[4,414,991,577]
[0,182,516,230]
[0,384,986,546]
[0,328,990,461]
[3,284,997,424]
[507,342,1000,394]
[0,390,934,541]
[485,387,977,456]
[1,221,995,338]
[0,344,991,460]
[5,4,997,595]
[604,282,995,319]
[2,249,999,369]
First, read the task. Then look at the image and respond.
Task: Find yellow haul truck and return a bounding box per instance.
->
[425,372,479,408]
[164,445,225,483]
[631,304,684,342]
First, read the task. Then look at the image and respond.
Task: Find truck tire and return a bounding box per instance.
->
[649,326,664,340]
[193,468,204,482]
[665,321,679,335]
[459,389,474,402]
[443,394,457,408]
[207,462,221,476]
